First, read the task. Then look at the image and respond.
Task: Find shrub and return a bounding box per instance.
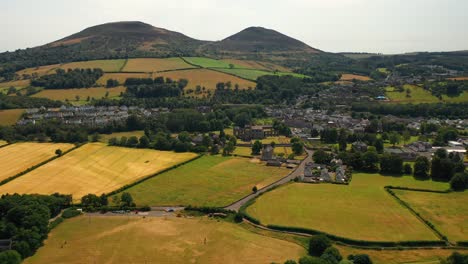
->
[321,247,342,264]
[309,235,331,256]
[0,250,22,264]
[299,256,327,264]
[450,172,468,191]
[62,208,81,219]
[234,213,243,223]
[349,254,373,264]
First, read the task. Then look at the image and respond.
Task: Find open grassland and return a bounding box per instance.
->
[96,130,145,143]
[123,58,195,72]
[441,91,468,103]
[26,216,304,264]
[339,73,372,81]
[97,73,151,86]
[0,109,25,125]
[0,80,30,93]
[386,84,440,104]
[216,68,307,81]
[158,69,256,91]
[32,87,125,104]
[0,143,197,201]
[118,155,289,207]
[59,59,126,72]
[0,143,74,182]
[394,190,468,242]
[16,64,59,78]
[247,173,449,242]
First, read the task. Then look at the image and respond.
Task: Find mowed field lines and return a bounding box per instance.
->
[123,58,196,72]
[247,174,449,242]
[0,143,75,182]
[0,143,197,201]
[394,190,468,242]
[119,155,289,207]
[26,216,304,264]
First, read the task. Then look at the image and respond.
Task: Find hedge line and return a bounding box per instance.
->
[0,144,82,187]
[266,224,446,247]
[386,188,449,242]
[105,154,202,197]
[386,186,451,194]
[185,206,234,214]
[457,241,468,247]
[238,199,261,225]
[48,217,64,231]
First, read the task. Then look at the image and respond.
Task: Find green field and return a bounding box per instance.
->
[441,91,468,103]
[394,190,468,242]
[59,59,126,72]
[247,173,449,242]
[386,85,440,104]
[216,68,307,81]
[95,130,145,143]
[183,57,240,68]
[117,155,289,207]
[25,216,304,264]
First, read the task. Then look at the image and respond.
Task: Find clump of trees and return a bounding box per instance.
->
[125,77,187,98]
[31,68,103,89]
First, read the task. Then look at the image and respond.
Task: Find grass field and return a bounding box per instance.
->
[386,85,440,104]
[32,87,125,104]
[117,155,289,207]
[96,73,151,86]
[0,109,25,125]
[123,58,196,72]
[247,173,449,242]
[441,91,468,103]
[339,74,372,81]
[59,59,126,72]
[0,143,75,182]
[0,143,197,201]
[394,190,468,242]
[158,69,256,92]
[183,57,239,68]
[26,216,304,264]
[15,64,59,78]
[96,130,145,143]
[224,59,291,72]
[216,68,307,81]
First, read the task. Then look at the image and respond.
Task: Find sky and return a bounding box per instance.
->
[1,0,467,54]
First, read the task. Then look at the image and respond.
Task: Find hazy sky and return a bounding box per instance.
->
[1,0,467,54]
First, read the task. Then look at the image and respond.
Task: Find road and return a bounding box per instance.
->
[224,148,313,212]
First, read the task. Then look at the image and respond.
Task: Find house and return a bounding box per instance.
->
[266,160,282,167]
[261,145,275,161]
[320,168,332,182]
[352,141,368,152]
[335,167,346,182]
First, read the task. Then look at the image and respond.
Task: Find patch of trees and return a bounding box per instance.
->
[352,102,468,119]
[443,251,468,264]
[0,94,62,110]
[430,149,465,182]
[106,79,120,88]
[31,68,103,89]
[426,80,468,98]
[0,194,72,260]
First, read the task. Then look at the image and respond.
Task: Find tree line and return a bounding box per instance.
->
[31,68,103,89]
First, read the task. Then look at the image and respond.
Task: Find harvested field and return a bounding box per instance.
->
[339,74,372,81]
[183,57,236,68]
[96,73,151,86]
[15,64,60,78]
[25,216,304,264]
[123,58,195,72]
[32,87,126,104]
[394,190,468,242]
[118,155,289,207]
[247,173,449,242]
[0,143,197,201]
[0,143,75,182]
[59,59,126,72]
[96,131,145,143]
[158,69,256,92]
[0,109,25,125]
[216,68,307,81]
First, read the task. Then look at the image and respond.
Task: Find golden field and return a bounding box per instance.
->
[58,60,126,72]
[339,73,372,81]
[96,73,151,86]
[32,87,126,103]
[0,109,25,125]
[0,143,197,201]
[122,58,196,72]
[0,143,75,182]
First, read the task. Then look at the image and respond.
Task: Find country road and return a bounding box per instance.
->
[225,148,313,212]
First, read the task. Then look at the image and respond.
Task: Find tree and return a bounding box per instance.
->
[55,149,62,156]
[252,140,262,155]
[445,252,468,264]
[320,247,342,264]
[252,186,258,193]
[389,132,401,147]
[138,135,150,148]
[292,141,304,155]
[380,153,403,174]
[309,235,331,256]
[81,194,101,208]
[414,156,430,179]
[127,136,139,148]
[350,254,373,264]
[338,129,348,152]
[223,141,236,156]
[233,112,251,127]
[298,256,326,264]
[234,213,243,223]
[120,192,134,207]
[431,156,455,181]
[404,163,413,175]
[374,138,384,154]
[0,250,22,264]
[450,172,468,191]
[99,194,108,206]
[91,133,100,142]
[313,150,332,165]
[362,151,379,172]
[402,130,411,144]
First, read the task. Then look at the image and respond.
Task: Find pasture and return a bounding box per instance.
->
[32,87,126,104]
[26,216,304,264]
[118,155,289,207]
[0,109,25,125]
[223,59,291,72]
[0,79,30,93]
[339,74,372,81]
[394,190,468,242]
[97,73,151,85]
[386,84,440,104]
[246,173,449,242]
[58,59,126,72]
[216,68,307,81]
[158,69,256,91]
[442,91,468,103]
[183,57,237,68]
[0,143,75,183]
[123,58,195,72]
[0,143,197,201]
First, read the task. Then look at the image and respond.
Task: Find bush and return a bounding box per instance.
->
[0,250,22,264]
[234,213,243,223]
[403,163,412,175]
[62,208,81,219]
[321,247,342,264]
[48,217,64,230]
[450,172,468,191]
[309,235,331,256]
[299,256,327,264]
[349,254,373,264]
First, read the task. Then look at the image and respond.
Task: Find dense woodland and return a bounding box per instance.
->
[30,68,103,89]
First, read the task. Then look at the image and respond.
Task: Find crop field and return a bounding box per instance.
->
[339,74,372,81]
[15,64,59,78]
[386,84,440,104]
[0,143,197,201]
[96,73,151,85]
[0,79,30,93]
[118,155,289,207]
[246,173,449,242]
[158,69,256,91]
[394,190,468,242]
[0,109,25,125]
[96,130,145,143]
[215,68,306,81]
[183,57,238,68]
[223,59,291,72]
[32,87,126,104]
[123,58,195,72]
[26,216,304,264]
[0,143,75,182]
[59,59,126,72]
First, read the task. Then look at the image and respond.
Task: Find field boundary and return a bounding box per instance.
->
[0,143,11,149]
[105,154,203,197]
[118,58,129,72]
[0,143,83,187]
